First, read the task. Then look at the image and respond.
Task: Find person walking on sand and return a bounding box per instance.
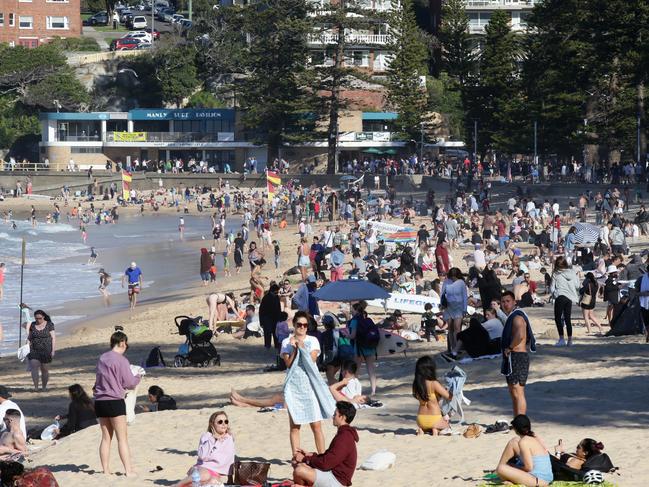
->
[500,291,536,417]
[26,310,56,392]
[122,262,142,311]
[98,269,111,298]
[93,331,142,477]
[179,216,185,239]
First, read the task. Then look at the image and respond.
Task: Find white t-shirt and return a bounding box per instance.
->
[482,318,504,341]
[341,378,362,409]
[474,249,486,269]
[280,335,321,358]
[0,399,27,438]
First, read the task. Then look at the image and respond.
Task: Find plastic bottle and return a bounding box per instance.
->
[191,466,201,487]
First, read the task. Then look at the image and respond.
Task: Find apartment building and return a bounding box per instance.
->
[463,0,536,34]
[0,0,81,47]
[308,0,394,74]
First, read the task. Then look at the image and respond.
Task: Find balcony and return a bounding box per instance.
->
[308,0,394,13]
[465,0,536,9]
[57,135,102,142]
[469,22,528,33]
[105,132,235,143]
[308,33,389,45]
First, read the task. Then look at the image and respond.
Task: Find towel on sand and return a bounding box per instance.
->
[284,347,336,425]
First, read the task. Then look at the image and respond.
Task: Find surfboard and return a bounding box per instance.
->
[376,330,408,357]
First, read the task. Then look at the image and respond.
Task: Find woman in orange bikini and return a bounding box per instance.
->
[412,356,452,435]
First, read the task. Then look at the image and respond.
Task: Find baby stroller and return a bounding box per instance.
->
[174,315,221,367]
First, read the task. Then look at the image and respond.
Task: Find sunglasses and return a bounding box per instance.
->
[295,322,309,328]
[216,419,229,425]
[35,316,44,320]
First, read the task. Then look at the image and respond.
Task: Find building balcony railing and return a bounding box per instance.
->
[469,22,528,33]
[465,0,535,8]
[57,135,102,142]
[308,0,394,13]
[104,131,236,143]
[308,33,389,45]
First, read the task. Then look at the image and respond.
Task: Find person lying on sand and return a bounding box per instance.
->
[553,438,606,470]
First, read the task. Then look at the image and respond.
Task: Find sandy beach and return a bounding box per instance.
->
[0,195,646,486]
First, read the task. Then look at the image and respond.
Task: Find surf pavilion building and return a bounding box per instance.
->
[39,108,461,171]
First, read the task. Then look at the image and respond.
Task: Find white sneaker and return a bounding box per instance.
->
[567,338,574,347]
[555,338,566,347]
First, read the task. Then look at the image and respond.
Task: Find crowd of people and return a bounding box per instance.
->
[2,165,647,486]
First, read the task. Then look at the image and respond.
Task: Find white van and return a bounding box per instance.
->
[131,15,147,29]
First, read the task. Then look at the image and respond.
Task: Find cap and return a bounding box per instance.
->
[130,261,137,268]
[607,265,618,273]
[0,386,12,398]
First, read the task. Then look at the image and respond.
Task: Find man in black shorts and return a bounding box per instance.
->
[500,291,536,417]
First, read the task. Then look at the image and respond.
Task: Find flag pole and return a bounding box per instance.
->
[18,237,25,345]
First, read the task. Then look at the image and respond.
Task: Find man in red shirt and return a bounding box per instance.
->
[293,401,359,487]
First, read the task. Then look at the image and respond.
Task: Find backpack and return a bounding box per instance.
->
[143,346,166,368]
[337,335,355,362]
[582,452,615,473]
[14,467,59,487]
[355,317,380,349]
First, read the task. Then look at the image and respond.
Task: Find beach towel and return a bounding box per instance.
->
[283,347,336,425]
[439,365,471,425]
[501,309,536,377]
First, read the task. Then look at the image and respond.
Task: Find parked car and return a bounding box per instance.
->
[85,11,108,26]
[119,9,134,23]
[162,10,177,22]
[156,7,174,21]
[130,15,148,29]
[170,14,185,24]
[144,27,161,40]
[179,19,192,30]
[110,37,141,51]
[122,31,152,42]
[136,42,152,50]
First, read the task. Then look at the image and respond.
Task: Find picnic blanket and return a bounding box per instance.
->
[283,347,336,425]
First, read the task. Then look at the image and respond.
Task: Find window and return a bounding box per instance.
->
[71,147,102,154]
[47,0,70,2]
[0,14,4,27]
[9,13,15,26]
[19,16,33,29]
[347,50,369,67]
[19,0,32,3]
[47,16,69,29]
[18,38,38,47]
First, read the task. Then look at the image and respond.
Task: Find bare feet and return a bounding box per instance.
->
[416,428,424,436]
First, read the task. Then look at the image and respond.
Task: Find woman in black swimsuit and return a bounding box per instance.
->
[27,310,56,391]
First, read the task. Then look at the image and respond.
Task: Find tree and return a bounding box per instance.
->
[238,0,313,160]
[25,70,90,111]
[386,0,430,139]
[311,0,376,174]
[437,0,475,89]
[0,44,68,97]
[154,47,199,108]
[469,9,519,154]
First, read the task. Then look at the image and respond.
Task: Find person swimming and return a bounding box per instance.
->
[412,356,451,435]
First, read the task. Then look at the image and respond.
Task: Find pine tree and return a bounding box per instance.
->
[470,9,519,154]
[238,0,313,161]
[437,0,475,89]
[386,0,430,139]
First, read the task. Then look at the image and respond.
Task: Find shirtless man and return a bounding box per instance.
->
[0,409,27,460]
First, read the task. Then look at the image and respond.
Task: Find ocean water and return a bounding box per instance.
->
[0,212,230,354]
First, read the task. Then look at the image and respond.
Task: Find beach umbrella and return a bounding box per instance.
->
[574,223,600,245]
[383,229,417,243]
[313,279,390,302]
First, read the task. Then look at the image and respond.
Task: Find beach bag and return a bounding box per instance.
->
[143,346,166,368]
[356,317,380,348]
[582,452,615,473]
[17,343,30,362]
[229,460,270,485]
[14,467,59,487]
[337,335,355,361]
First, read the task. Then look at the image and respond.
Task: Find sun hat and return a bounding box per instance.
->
[606,265,618,273]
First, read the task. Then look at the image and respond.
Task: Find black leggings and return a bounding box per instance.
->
[554,295,573,338]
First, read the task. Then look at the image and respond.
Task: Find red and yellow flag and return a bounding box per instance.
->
[267,170,281,200]
[122,170,132,200]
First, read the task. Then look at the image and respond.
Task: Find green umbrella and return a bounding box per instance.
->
[383,148,398,155]
[362,148,383,154]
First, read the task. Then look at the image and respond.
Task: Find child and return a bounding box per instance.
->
[329,360,366,408]
[420,303,439,342]
[540,267,552,294]
[222,251,231,277]
[273,240,281,269]
[278,279,293,311]
[412,356,452,436]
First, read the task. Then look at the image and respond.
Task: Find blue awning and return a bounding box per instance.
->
[362,112,398,121]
